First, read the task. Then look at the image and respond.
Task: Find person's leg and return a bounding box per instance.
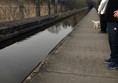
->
[107,23,118,60]
[100,14,107,33]
[105,23,113,63]
[107,23,118,69]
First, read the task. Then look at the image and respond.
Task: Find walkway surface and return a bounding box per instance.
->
[30,8,118,83]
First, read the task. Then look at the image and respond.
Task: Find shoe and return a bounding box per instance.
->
[107,62,118,70]
[98,31,107,33]
[105,58,113,63]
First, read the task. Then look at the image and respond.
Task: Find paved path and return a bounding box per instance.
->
[30,8,118,83]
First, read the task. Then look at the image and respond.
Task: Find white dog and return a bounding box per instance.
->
[92,20,100,29]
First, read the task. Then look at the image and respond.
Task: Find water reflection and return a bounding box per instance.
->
[48,24,72,34]
[0,11,87,83]
[48,11,86,34]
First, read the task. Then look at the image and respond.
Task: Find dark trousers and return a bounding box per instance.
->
[107,23,118,62]
[100,14,107,32]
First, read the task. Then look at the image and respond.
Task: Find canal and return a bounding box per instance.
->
[0,10,87,83]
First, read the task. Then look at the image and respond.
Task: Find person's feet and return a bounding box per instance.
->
[107,62,118,70]
[105,58,118,70]
[98,31,107,33]
[105,58,113,63]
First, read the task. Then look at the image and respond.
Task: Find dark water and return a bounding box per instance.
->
[0,11,87,83]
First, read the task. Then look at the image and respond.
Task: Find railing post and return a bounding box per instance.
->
[47,0,51,15]
[18,0,24,19]
[35,0,41,16]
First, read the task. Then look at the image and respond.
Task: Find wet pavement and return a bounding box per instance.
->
[30,8,118,83]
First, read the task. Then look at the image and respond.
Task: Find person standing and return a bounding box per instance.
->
[105,0,118,69]
[98,0,109,33]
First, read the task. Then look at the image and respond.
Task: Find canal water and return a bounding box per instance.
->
[0,10,87,83]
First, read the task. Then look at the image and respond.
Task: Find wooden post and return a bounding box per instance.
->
[47,0,51,14]
[54,0,58,13]
[35,0,40,16]
[18,0,24,19]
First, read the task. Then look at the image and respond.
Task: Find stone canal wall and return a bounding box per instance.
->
[0,0,49,22]
[0,7,88,43]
